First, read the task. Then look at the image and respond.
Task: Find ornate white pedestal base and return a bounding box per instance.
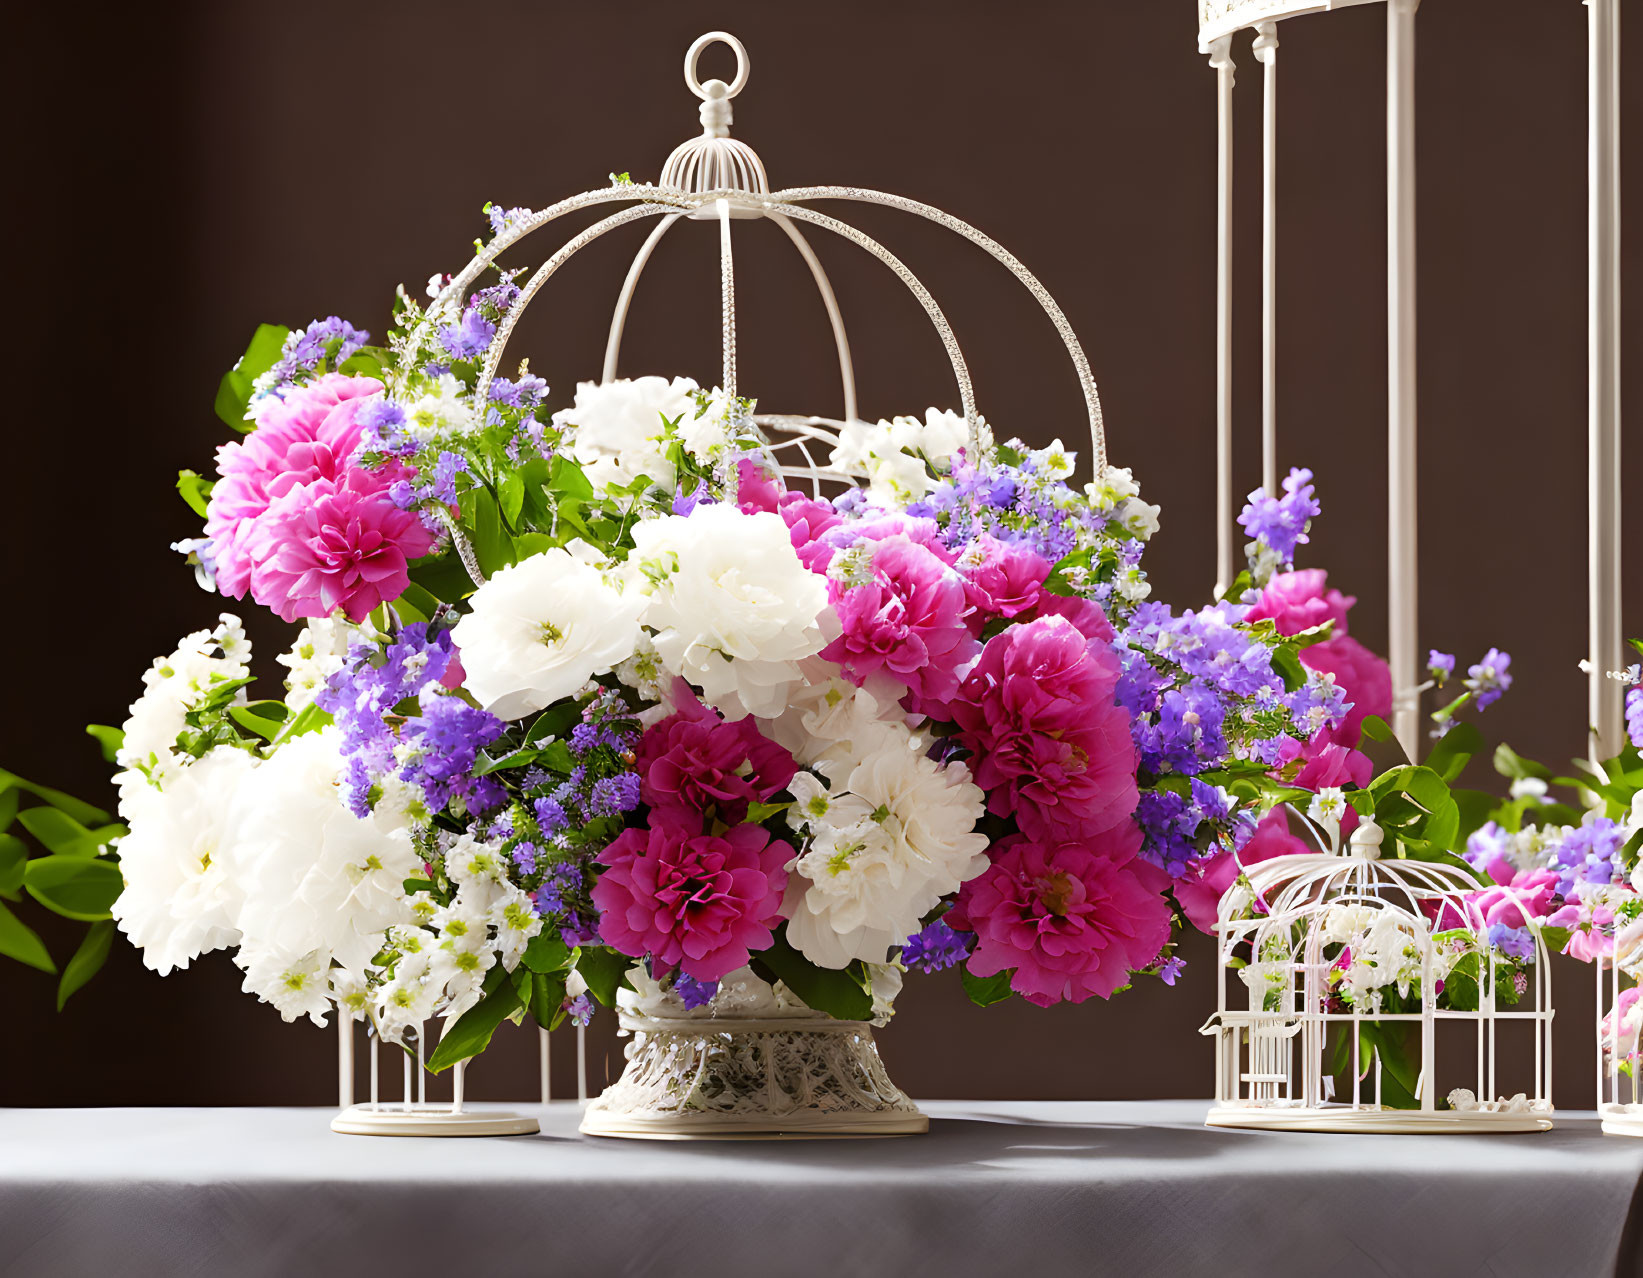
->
[332,1104,540,1137]
[1600,1105,1643,1138]
[582,1012,927,1140]
[1206,1105,1553,1134]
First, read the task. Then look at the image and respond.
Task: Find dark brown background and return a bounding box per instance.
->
[4,0,1637,1107]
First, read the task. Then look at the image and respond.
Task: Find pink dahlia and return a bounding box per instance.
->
[206,374,396,599]
[951,615,1138,840]
[958,535,1051,624]
[1028,591,1116,644]
[821,533,979,706]
[1244,568,1355,638]
[638,681,798,827]
[947,833,1172,1005]
[246,473,436,622]
[592,820,788,981]
[1174,808,1310,934]
[1303,635,1393,748]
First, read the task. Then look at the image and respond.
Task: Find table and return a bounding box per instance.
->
[2,1101,1640,1277]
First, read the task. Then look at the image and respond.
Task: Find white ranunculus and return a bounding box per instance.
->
[451,548,644,721]
[110,744,259,976]
[552,376,699,491]
[828,408,980,507]
[404,372,475,441]
[781,725,989,968]
[630,505,835,720]
[230,729,420,1017]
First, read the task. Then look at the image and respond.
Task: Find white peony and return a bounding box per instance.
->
[766,657,902,770]
[231,729,420,1019]
[781,724,989,968]
[275,615,359,710]
[552,376,699,491]
[630,504,835,720]
[110,745,259,976]
[451,547,644,720]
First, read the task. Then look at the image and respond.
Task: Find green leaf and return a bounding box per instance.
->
[272,700,332,745]
[1427,721,1485,783]
[521,931,571,975]
[214,323,290,430]
[745,800,790,824]
[229,702,289,742]
[0,787,17,833]
[0,833,25,897]
[392,582,443,625]
[176,469,215,518]
[24,856,122,921]
[751,927,873,1020]
[0,899,55,973]
[548,456,594,502]
[427,969,525,1072]
[1494,743,1552,783]
[17,808,102,857]
[337,346,389,379]
[459,487,515,575]
[575,946,634,1008]
[407,552,478,605]
[473,747,540,777]
[57,920,114,1010]
[84,724,124,764]
[499,470,526,527]
[524,702,581,747]
[528,971,569,1032]
[1270,646,1307,693]
[960,965,1015,1007]
[0,770,108,827]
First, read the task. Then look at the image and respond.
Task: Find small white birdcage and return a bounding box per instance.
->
[1597,925,1643,1137]
[1202,817,1555,1133]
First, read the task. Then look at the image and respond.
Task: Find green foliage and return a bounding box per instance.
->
[750,927,874,1021]
[214,324,290,430]
[25,856,122,921]
[960,965,1014,1007]
[176,469,215,518]
[0,900,55,973]
[574,945,634,1009]
[427,967,526,1072]
[84,725,123,763]
[57,921,114,1010]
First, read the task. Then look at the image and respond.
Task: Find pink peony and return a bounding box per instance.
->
[247,473,436,622]
[958,535,1051,624]
[1028,591,1117,645]
[821,534,979,706]
[823,512,956,563]
[206,374,395,599]
[637,681,797,828]
[947,832,1172,1005]
[1175,808,1310,933]
[592,819,788,981]
[1471,868,1560,930]
[1303,635,1393,748]
[734,460,844,572]
[951,615,1138,840]
[734,458,786,515]
[1244,568,1355,638]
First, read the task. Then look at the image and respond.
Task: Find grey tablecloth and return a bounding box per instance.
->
[2,1101,1639,1278]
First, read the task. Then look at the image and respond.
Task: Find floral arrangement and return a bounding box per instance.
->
[9,206,1397,1075]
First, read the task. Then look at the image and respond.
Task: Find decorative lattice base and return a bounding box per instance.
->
[1600,1105,1643,1138]
[582,1013,927,1140]
[332,1104,540,1137]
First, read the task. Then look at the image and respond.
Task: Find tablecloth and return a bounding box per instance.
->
[2,1101,1639,1277]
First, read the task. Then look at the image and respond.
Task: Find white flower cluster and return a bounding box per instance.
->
[275,616,361,710]
[777,685,989,969]
[552,376,700,491]
[828,408,973,506]
[372,834,541,1041]
[1317,904,1432,1012]
[115,613,250,801]
[112,728,420,1024]
[1084,465,1162,542]
[454,506,837,724]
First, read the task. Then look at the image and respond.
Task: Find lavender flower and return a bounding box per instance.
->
[1237,467,1319,570]
[562,993,596,1026]
[438,308,496,360]
[1428,650,1456,685]
[900,919,973,973]
[1627,687,1643,750]
[672,974,719,1009]
[1465,648,1513,711]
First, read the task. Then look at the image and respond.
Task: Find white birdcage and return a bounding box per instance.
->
[1597,925,1643,1136]
[1202,816,1556,1133]
[333,29,1112,1136]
